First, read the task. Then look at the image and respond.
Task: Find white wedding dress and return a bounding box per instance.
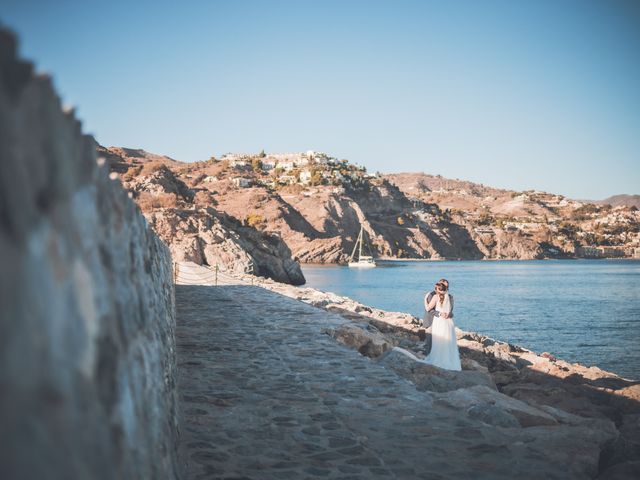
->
[424,293,461,371]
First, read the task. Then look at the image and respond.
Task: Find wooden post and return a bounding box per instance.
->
[173,262,177,284]
[215,264,219,286]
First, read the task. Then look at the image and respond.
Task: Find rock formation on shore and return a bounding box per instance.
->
[101,147,305,285]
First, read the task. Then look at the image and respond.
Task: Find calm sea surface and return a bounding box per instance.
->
[302,260,640,380]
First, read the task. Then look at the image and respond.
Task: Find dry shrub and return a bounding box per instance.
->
[280,184,305,194]
[136,192,178,212]
[122,165,143,181]
[157,193,178,208]
[141,161,165,175]
[194,190,216,206]
[136,192,156,212]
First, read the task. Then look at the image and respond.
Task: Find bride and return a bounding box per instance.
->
[423,281,461,371]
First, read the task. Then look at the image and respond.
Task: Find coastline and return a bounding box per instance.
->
[300,259,640,379]
[301,257,640,266]
[176,260,639,382]
[251,272,639,382]
[178,263,640,477]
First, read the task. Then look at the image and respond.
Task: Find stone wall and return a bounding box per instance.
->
[0,29,181,479]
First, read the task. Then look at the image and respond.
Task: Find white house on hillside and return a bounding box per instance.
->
[300,170,312,184]
[278,161,295,171]
[231,177,252,188]
[230,159,248,168]
[261,159,276,170]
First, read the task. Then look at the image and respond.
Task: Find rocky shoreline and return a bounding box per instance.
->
[215,269,640,478]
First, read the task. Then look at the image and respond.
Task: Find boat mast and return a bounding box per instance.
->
[349,227,362,262]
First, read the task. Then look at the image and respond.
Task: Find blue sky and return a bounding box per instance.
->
[2,0,639,199]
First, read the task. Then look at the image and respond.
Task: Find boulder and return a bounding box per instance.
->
[518,423,619,479]
[484,341,518,365]
[324,323,396,358]
[501,380,619,419]
[599,413,640,473]
[491,369,522,387]
[457,338,491,367]
[438,385,559,428]
[617,384,640,405]
[514,351,552,369]
[377,348,497,393]
[466,404,521,428]
[461,357,489,374]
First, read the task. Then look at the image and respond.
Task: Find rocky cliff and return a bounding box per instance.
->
[101,148,305,285]
[0,30,181,479]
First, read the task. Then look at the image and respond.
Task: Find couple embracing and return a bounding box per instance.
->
[422,278,461,371]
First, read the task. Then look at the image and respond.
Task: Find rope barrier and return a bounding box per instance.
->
[175,272,217,280]
[173,262,257,286]
[175,275,217,282]
[175,272,217,279]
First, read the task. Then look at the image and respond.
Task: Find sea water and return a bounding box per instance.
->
[302,259,640,380]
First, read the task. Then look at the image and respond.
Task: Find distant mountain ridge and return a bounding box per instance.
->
[594,194,640,209]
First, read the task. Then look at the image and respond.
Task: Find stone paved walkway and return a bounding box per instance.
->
[176,285,585,480]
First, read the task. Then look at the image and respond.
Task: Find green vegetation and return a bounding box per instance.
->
[245,214,265,228]
[252,158,263,173]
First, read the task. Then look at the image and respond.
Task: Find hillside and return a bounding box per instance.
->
[103,148,640,274]
[99,146,305,285]
[596,194,640,209]
[384,172,640,259]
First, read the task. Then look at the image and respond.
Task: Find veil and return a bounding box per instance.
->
[438,293,452,316]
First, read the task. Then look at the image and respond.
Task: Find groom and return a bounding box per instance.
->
[423,278,454,352]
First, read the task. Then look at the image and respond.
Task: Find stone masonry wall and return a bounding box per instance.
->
[0,30,181,479]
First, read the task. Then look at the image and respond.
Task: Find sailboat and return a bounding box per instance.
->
[348,225,377,268]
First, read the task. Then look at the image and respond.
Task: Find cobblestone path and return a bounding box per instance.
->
[176,285,560,480]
